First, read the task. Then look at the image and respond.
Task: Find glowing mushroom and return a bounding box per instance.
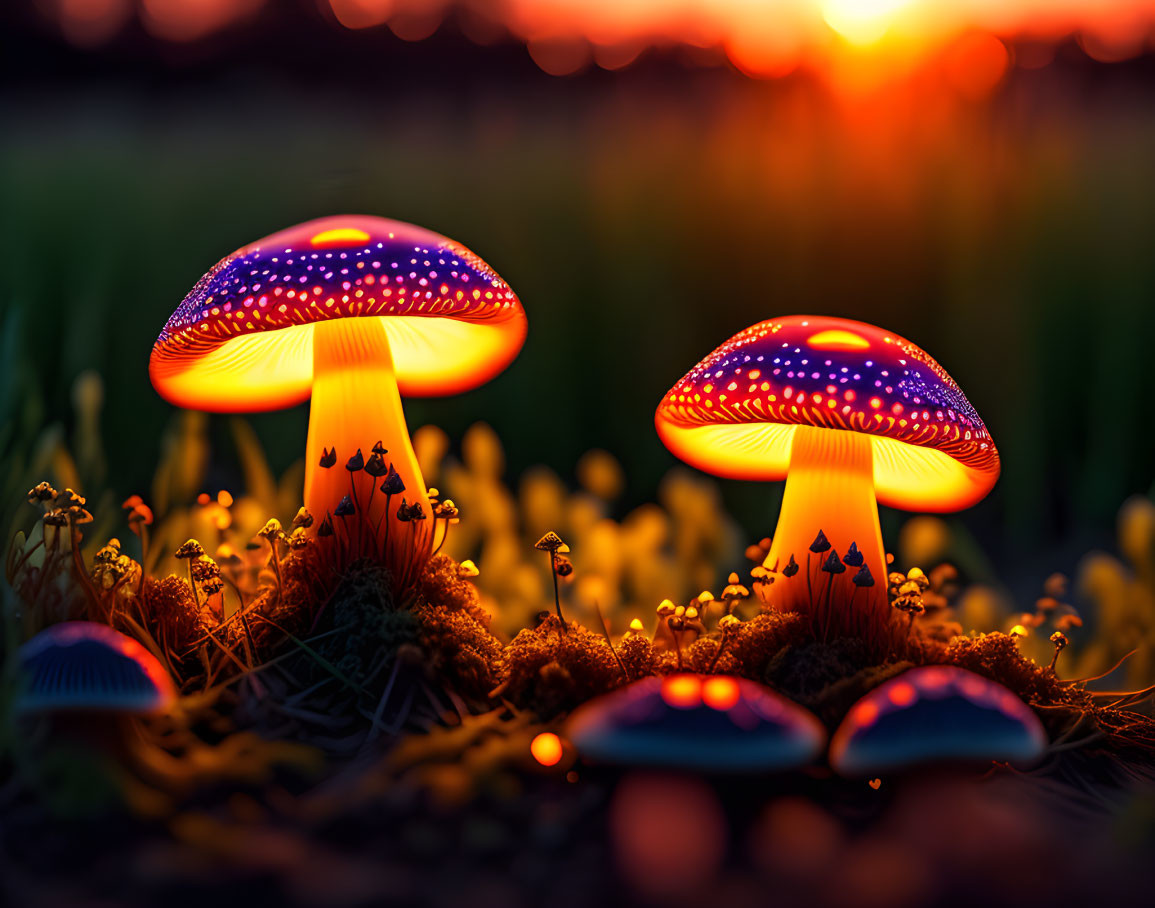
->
[565,674,826,772]
[655,316,999,642]
[150,216,526,585]
[17,622,175,714]
[828,666,1046,776]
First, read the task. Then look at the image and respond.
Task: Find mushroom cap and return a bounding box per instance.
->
[17,622,176,715]
[828,666,1046,776]
[565,674,826,772]
[655,315,999,511]
[150,215,526,411]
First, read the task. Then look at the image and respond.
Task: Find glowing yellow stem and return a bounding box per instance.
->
[763,425,889,638]
[304,318,431,572]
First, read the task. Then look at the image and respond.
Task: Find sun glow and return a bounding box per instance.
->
[48,1,1155,90]
[822,0,910,46]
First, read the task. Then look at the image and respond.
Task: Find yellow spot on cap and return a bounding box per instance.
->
[310,227,371,248]
[808,329,870,351]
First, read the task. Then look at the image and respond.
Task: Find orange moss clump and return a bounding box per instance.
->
[617,633,657,681]
[411,555,504,701]
[498,615,626,718]
[703,611,808,679]
[940,632,1084,709]
[139,574,207,653]
[416,554,494,629]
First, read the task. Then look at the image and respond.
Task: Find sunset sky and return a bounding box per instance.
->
[47,0,1155,83]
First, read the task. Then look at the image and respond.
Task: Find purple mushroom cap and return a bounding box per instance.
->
[17,622,175,715]
[565,674,826,773]
[656,315,1000,512]
[150,215,526,411]
[829,666,1047,776]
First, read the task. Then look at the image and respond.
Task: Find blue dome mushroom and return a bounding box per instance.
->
[828,665,1046,776]
[17,622,175,715]
[564,674,826,773]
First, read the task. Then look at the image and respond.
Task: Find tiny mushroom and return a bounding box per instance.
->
[565,673,826,773]
[655,316,999,641]
[150,216,526,580]
[17,622,175,715]
[828,666,1046,776]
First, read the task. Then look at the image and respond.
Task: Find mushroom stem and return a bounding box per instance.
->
[305,319,432,582]
[763,426,892,646]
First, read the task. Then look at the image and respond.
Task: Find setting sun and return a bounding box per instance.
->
[822,0,910,45]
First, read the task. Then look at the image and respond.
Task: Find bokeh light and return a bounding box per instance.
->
[530,731,564,766]
[39,0,1155,93]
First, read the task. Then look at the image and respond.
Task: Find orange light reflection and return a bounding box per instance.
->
[45,0,1155,91]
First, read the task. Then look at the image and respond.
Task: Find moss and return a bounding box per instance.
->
[410,555,504,702]
[939,632,1083,708]
[413,603,503,702]
[712,611,809,679]
[140,574,204,652]
[499,615,624,718]
[272,544,339,634]
[273,557,416,687]
[617,633,656,681]
[416,554,492,627]
[764,637,908,727]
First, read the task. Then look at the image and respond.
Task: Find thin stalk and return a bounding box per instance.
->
[806,551,814,610]
[549,551,567,633]
[821,572,837,643]
[33,528,61,605]
[374,492,393,547]
[707,633,732,674]
[364,478,376,556]
[432,518,449,556]
[593,602,629,681]
[9,537,44,579]
[186,560,200,610]
[382,493,393,560]
[266,538,283,592]
[348,473,363,556]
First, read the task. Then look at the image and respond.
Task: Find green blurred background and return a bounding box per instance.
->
[2,7,1154,590]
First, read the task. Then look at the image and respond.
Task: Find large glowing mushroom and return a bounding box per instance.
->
[150,216,526,580]
[655,316,999,641]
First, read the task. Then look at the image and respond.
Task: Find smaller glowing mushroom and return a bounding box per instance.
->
[17,622,175,714]
[828,666,1046,776]
[150,216,526,587]
[565,674,826,773]
[655,316,999,644]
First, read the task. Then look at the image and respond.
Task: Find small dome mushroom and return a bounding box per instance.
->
[150,216,526,582]
[655,316,999,642]
[828,666,1046,776]
[564,674,826,773]
[17,622,175,714]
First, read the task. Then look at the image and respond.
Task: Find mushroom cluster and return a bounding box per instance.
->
[151,216,526,589]
[656,315,999,646]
